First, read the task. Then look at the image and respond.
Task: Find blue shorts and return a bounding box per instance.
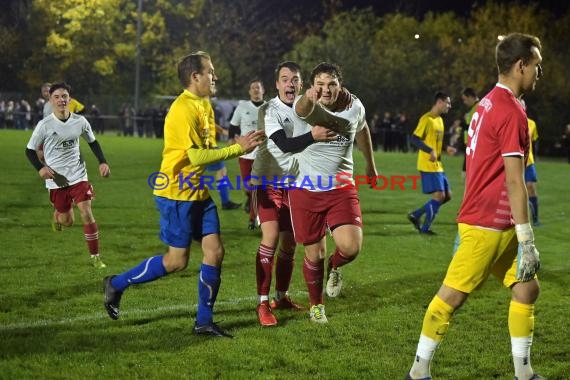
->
[155,196,220,248]
[525,164,538,182]
[420,172,450,194]
[205,161,225,172]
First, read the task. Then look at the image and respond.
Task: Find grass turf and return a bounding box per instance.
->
[0,129,568,379]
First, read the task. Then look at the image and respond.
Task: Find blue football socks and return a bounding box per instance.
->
[411,207,425,220]
[217,178,230,205]
[421,199,441,232]
[111,255,167,291]
[528,196,538,223]
[196,264,221,326]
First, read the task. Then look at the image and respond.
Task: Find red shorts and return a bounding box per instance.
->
[288,187,362,244]
[255,186,292,232]
[49,181,95,213]
[238,158,254,181]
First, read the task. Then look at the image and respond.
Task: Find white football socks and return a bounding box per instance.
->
[409,335,438,378]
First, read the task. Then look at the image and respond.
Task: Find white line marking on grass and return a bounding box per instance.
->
[0,292,307,331]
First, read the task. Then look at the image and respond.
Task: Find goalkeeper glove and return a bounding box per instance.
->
[515,223,540,282]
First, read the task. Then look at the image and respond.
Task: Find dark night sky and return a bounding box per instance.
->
[341,0,570,18]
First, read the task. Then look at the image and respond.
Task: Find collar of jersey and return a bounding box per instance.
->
[182,89,204,100]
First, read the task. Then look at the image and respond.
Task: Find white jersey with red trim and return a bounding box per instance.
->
[27,113,96,189]
[291,96,366,191]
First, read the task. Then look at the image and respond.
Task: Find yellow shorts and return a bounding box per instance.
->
[443,223,526,293]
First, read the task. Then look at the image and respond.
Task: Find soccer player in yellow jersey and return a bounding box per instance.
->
[461,87,479,179]
[69,98,85,114]
[521,100,540,225]
[103,51,264,338]
[407,92,453,235]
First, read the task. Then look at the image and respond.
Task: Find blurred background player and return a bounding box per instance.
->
[205,161,241,210]
[461,87,479,179]
[229,78,266,229]
[407,92,454,235]
[25,82,110,269]
[520,99,540,226]
[562,123,570,163]
[204,105,242,211]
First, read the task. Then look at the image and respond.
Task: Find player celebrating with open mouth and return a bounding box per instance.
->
[291,62,378,323]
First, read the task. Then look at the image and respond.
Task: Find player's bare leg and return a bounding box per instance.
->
[53,208,74,231]
[326,225,362,297]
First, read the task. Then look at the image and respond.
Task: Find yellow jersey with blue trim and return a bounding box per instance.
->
[526,118,538,166]
[153,89,217,201]
[413,111,445,172]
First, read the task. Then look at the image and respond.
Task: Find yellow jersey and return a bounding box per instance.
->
[463,101,478,144]
[527,118,538,166]
[413,112,445,172]
[153,90,217,201]
[69,98,85,113]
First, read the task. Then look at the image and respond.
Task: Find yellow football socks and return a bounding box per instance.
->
[421,295,454,342]
[409,295,455,378]
[509,300,535,379]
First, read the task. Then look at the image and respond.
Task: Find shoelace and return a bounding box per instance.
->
[312,306,324,319]
[331,271,340,286]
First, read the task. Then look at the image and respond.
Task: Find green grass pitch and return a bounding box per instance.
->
[0,129,568,379]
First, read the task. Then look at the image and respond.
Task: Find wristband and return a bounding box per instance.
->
[515,223,534,242]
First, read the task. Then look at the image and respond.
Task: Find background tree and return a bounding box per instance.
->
[286,8,381,108]
[0,0,568,152]
[185,0,340,99]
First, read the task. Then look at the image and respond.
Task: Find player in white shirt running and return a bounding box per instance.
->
[292,62,378,323]
[25,82,111,269]
[229,79,266,229]
[250,61,337,326]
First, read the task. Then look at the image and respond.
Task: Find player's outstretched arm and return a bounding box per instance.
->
[269,127,336,154]
[187,130,265,167]
[295,87,319,118]
[292,87,351,136]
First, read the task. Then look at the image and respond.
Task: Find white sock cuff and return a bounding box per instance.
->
[416,334,439,360]
[511,336,533,357]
